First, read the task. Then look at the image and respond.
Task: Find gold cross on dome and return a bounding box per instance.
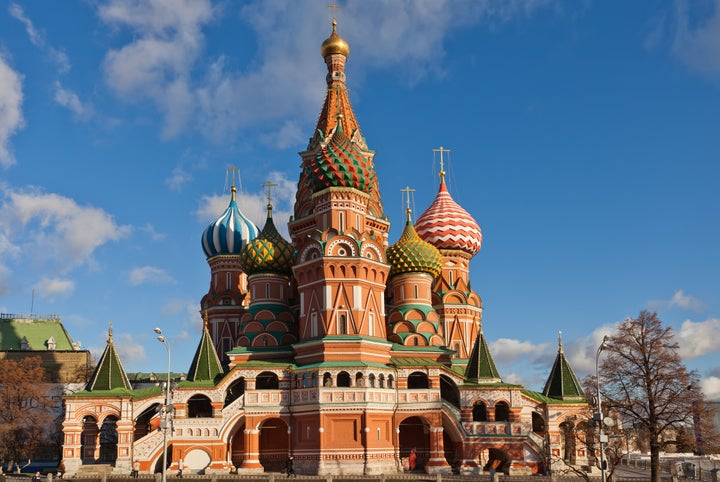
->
[227,166,241,188]
[328,3,342,23]
[400,186,415,221]
[432,146,451,182]
[261,180,278,205]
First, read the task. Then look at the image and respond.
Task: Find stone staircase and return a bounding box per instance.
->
[74,464,114,477]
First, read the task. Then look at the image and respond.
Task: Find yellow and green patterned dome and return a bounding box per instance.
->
[387,213,442,278]
[240,205,294,276]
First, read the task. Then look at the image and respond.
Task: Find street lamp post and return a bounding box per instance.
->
[155,328,171,482]
[595,335,609,482]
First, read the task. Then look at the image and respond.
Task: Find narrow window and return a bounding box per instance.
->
[311,312,318,338]
[356,214,360,229]
[339,313,347,334]
[265,283,270,298]
[368,312,375,337]
[339,212,344,232]
[414,284,419,298]
[226,272,231,290]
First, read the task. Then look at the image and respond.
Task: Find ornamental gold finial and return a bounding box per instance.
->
[203,310,209,330]
[108,321,113,343]
[558,330,563,352]
[227,166,241,201]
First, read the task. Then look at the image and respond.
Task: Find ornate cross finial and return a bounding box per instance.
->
[558,330,563,353]
[203,310,209,330]
[261,180,278,206]
[433,146,451,183]
[400,186,415,222]
[328,3,341,24]
[108,321,113,343]
[227,166,241,200]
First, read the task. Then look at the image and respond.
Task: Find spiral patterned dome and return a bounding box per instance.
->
[201,186,259,258]
[387,215,443,278]
[415,178,482,256]
[305,122,374,193]
[240,206,294,276]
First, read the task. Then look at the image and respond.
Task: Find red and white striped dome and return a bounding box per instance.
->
[415,179,482,256]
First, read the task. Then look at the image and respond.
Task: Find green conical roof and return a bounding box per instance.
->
[465,330,501,382]
[187,313,224,382]
[542,332,585,400]
[86,325,132,391]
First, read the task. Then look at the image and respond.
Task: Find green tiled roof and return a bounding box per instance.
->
[542,341,586,401]
[86,331,132,391]
[0,315,77,351]
[465,331,501,383]
[187,321,224,383]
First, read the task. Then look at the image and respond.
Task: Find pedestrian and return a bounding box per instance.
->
[177,458,183,478]
[408,448,417,472]
[32,471,41,482]
[286,455,295,477]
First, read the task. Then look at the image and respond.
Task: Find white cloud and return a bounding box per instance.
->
[700,376,720,400]
[33,277,75,300]
[129,266,174,286]
[0,54,24,168]
[649,289,706,312]
[196,171,296,238]
[97,0,556,142]
[672,0,720,77]
[114,332,148,363]
[677,318,720,359]
[165,166,192,191]
[0,186,132,271]
[54,82,93,120]
[140,223,166,241]
[489,337,551,365]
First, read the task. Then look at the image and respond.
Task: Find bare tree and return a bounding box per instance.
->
[0,357,55,468]
[599,311,699,482]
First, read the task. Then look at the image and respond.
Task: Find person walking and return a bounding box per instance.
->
[286,455,295,477]
[177,458,183,478]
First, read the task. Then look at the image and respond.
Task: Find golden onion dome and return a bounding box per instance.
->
[321,21,350,58]
[387,214,443,279]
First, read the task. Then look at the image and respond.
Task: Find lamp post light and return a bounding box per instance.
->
[595,335,609,482]
[155,328,171,482]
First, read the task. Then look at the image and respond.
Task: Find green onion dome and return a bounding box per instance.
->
[387,215,443,278]
[240,205,294,276]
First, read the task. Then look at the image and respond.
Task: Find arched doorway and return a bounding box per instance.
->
[258,418,289,472]
[399,416,430,471]
[407,372,429,389]
[81,415,98,463]
[485,447,512,474]
[99,416,118,463]
[256,372,279,389]
[229,420,246,468]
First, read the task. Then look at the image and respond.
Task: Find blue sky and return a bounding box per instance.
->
[0,0,719,398]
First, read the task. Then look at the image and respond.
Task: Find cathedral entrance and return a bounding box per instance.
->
[98,415,119,463]
[229,420,246,468]
[398,416,431,471]
[258,418,289,472]
[80,415,98,463]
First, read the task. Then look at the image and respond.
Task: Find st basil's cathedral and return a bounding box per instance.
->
[60,21,592,477]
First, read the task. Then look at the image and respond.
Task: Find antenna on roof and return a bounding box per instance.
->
[30,288,35,314]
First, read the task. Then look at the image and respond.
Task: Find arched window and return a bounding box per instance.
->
[323,372,333,387]
[224,378,245,407]
[338,313,348,334]
[337,371,351,387]
[495,401,510,422]
[256,371,279,389]
[473,402,487,422]
[187,394,213,418]
[407,371,429,389]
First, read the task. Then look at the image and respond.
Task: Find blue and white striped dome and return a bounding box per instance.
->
[201,186,259,258]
